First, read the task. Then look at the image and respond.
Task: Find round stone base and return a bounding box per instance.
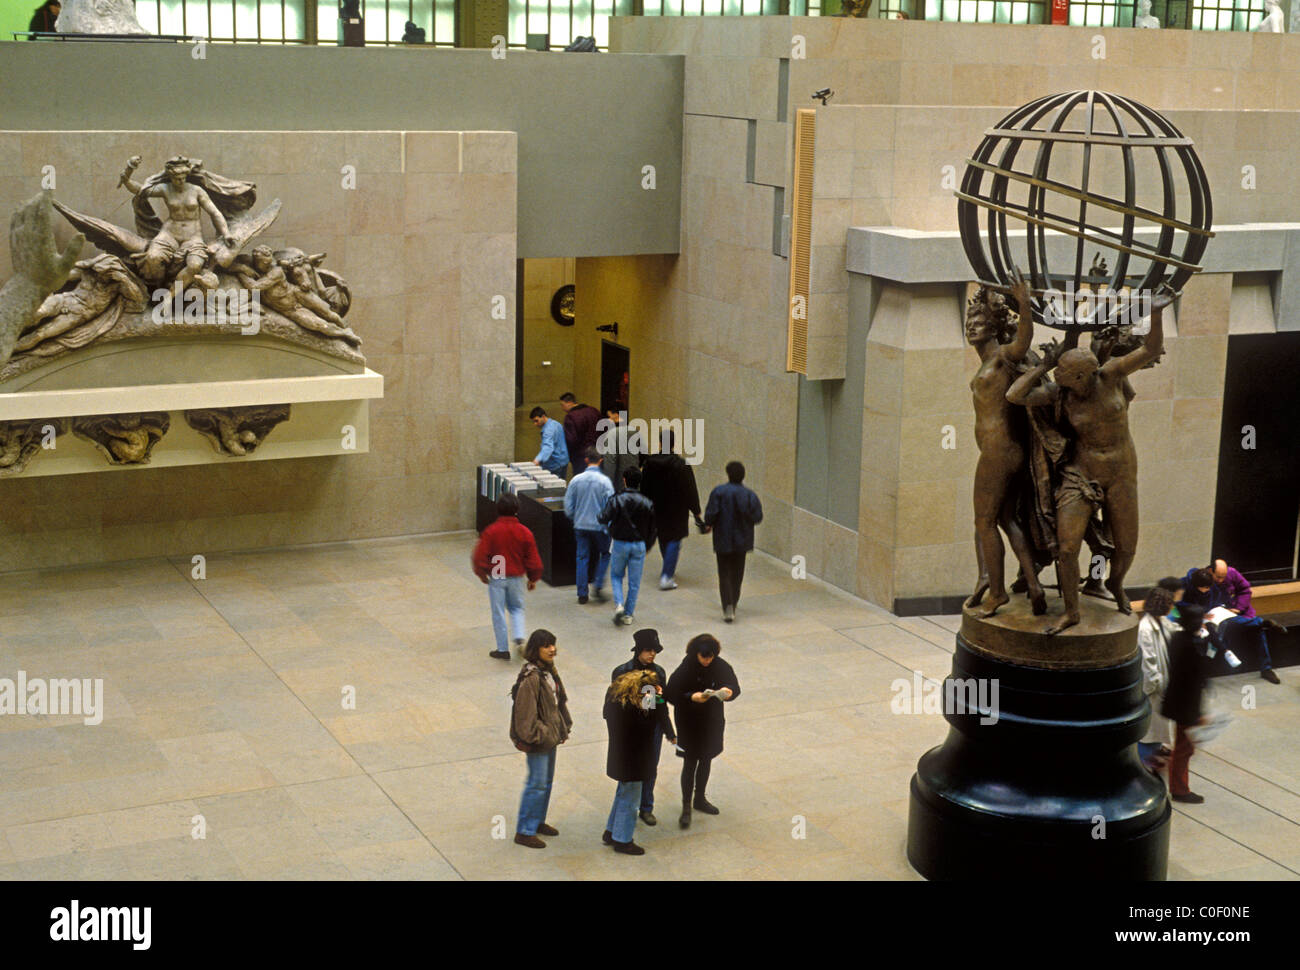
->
[906,629,1170,881]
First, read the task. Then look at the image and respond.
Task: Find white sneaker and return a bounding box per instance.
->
[621,613,634,625]
[659,576,678,590]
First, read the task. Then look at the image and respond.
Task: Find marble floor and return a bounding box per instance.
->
[0,532,1297,881]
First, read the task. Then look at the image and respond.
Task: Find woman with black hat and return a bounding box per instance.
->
[602,668,663,855]
[665,633,741,829]
[611,629,677,825]
[1161,603,1213,804]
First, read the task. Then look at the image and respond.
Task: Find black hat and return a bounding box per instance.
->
[632,629,662,654]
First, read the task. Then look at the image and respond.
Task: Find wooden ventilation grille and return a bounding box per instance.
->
[787,108,815,375]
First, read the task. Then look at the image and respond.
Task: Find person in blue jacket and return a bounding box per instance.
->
[529,406,569,477]
[702,461,763,623]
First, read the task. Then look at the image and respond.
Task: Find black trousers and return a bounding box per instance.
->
[715,551,747,608]
[681,755,712,802]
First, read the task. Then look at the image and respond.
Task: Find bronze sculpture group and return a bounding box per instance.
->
[965,267,1174,635]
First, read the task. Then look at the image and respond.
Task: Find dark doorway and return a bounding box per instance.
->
[600,340,630,416]
[1210,332,1300,583]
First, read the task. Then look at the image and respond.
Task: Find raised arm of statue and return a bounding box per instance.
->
[1006,336,1057,408]
[1105,284,1173,378]
[118,156,144,195]
[0,192,85,367]
[1002,264,1035,364]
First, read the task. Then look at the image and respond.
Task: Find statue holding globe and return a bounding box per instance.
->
[908,90,1213,882]
[954,89,1214,637]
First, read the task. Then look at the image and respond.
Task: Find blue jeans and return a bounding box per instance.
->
[659,538,681,580]
[610,540,646,616]
[606,780,643,843]
[574,528,611,598]
[488,575,527,652]
[1219,615,1272,672]
[517,748,557,836]
[642,726,663,812]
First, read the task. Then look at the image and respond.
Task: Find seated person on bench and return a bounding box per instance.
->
[1182,562,1283,685]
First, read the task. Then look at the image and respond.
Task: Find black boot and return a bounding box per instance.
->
[679,801,691,829]
[693,794,719,815]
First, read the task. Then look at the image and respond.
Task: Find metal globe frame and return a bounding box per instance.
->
[956,90,1214,329]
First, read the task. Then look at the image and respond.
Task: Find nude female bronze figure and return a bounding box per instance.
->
[965,266,1047,617]
[1006,285,1175,634]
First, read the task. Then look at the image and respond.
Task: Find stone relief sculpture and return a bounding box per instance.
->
[0,192,84,369]
[56,0,149,34]
[0,154,362,384]
[15,254,146,357]
[72,412,170,465]
[0,418,67,477]
[185,404,291,457]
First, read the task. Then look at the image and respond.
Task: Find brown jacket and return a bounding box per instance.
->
[511,663,573,752]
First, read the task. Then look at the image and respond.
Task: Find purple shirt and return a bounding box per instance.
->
[1216,566,1255,619]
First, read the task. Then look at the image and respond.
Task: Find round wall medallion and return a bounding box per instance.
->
[550,284,575,326]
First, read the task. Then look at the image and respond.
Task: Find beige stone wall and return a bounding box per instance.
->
[609,15,1299,609]
[0,129,516,572]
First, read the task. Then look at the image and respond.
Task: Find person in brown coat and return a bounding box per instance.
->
[511,629,572,847]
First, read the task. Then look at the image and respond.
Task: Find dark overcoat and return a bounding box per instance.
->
[665,656,741,759]
[604,696,658,782]
[640,453,701,543]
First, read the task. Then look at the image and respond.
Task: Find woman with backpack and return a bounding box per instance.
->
[510,629,572,848]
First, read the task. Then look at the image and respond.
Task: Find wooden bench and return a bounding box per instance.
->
[1132,580,1300,676]
[1131,580,1300,619]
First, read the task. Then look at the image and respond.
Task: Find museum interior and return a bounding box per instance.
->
[0,3,1297,883]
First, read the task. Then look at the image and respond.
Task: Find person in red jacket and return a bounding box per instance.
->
[473,493,544,660]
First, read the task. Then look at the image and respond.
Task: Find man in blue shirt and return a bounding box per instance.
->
[563,447,614,604]
[529,406,569,477]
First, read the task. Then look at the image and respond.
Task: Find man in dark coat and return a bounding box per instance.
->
[665,633,740,829]
[703,460,763,622]
[1161,604,1212,805]
[602,668,661,855]
[611,628,677,825]
[560,392,601,477]
[640,430,702,592]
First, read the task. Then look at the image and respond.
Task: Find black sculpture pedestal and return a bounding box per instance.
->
[907,596,1170,880]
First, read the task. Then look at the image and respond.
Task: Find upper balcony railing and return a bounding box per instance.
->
[12,0,1279,48]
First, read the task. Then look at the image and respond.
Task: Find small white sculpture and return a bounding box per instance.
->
[1135,0,1160,28]
[55,0,149,35]
[1254,0,1284,31]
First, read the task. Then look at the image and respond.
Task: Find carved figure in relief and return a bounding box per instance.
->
[234,246,360,347]
[0,192,84,368]
[185,404,291,457]
[15,254,146,357]
[72,412,169,465]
